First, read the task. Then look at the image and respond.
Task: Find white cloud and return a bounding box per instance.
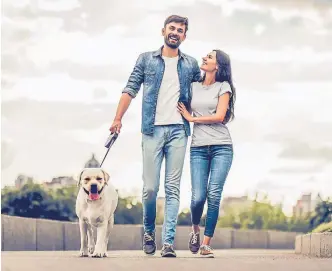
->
[25,24,332,70]
[133,0,196,11]
[37,0,81,11]
[230,47,332,64]
[26,29,161,67]
[2,74,124,103]
[4,0,30,9]
[275,82,332,124]
[204,0,262,17]
[254,23,266,36]
[270,7,320,23]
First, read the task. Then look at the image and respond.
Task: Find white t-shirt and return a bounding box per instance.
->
[154,56,183,125]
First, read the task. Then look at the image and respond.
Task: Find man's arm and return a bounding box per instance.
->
[114,94,133,120]
[192,59,201,83]
[122,53,145,98]
[187,59,201,114]
[110,54,145,133]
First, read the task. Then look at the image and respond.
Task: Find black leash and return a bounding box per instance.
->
[100,133,119,167]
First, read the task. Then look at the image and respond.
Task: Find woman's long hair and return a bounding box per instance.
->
[201,49,236,124]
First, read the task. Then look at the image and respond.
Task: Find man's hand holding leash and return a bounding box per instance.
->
[110,119,122,134]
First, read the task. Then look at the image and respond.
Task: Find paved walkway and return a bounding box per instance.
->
[2,250,331,271]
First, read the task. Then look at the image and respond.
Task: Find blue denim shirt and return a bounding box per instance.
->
[122,46,201,136]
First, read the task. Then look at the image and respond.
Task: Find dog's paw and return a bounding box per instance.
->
[91,252,103,258]
[91,247,105,258]
[103,252,108,257]
[88,245,95,255]
[79,249,89,257]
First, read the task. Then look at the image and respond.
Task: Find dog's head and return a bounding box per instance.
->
[77,168,110,201]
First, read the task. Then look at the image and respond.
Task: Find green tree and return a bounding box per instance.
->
[310,200,332,230]
[288,216,310,233]
[48,185,78,221]
[1,183,74,221]
[177,209,191,225]
[217,198,307,232]
[114,196,143,224]
[217,209,240,229]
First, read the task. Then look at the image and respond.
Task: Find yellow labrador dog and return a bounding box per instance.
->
[76,167,118,258]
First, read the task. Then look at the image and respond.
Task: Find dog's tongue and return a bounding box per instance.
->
[89,193,100,200]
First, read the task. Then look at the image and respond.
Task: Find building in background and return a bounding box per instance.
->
[84,153,100,168]
[43,153,101,189]
[42,176,76,190]
[14,154,98,190]
[293,193,322,218]
[15,174,33,188]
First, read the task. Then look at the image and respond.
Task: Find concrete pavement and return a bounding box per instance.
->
[2,250,332,271]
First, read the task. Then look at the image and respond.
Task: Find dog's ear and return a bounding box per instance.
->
[77,169,86,187]
[101,169,110,184]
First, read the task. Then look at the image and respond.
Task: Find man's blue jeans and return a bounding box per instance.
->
[142,125,188,245]
[190,144,233,237]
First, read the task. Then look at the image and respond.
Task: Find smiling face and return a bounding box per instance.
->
[78,168,109,201]
[162,22,186,49]
[200,51,218,72]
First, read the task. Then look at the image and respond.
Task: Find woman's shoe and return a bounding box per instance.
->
[188,231,200,254]
[200,245,214,258]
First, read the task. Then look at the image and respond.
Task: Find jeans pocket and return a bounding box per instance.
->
[169,127,188,148]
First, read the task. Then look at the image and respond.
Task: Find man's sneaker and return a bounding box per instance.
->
[200,245,214,258]
[160,243,176,257]
[143,232,156,255]
[188,231,200,254]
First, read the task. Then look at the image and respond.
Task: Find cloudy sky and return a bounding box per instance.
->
[2,0,332,215]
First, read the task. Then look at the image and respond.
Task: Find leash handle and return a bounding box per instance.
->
[104,132,118,148]
[100,133,119,167]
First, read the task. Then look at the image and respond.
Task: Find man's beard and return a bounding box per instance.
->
[164,34,181,49]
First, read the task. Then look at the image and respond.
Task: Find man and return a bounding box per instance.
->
[110,15,201,257]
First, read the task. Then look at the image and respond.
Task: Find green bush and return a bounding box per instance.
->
[312,221,332,233]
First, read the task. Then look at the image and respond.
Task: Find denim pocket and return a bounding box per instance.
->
[144,70,156,84]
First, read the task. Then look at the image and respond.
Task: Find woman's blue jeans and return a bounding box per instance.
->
[190,144,233,237]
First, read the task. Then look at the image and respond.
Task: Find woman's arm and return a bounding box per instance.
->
[178,93,230,124]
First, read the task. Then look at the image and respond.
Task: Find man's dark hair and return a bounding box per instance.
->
[164,15,189,33]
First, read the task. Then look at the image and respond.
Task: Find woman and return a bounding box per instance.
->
[177,49,236,258]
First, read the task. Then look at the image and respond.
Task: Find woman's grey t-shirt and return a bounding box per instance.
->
[190,81,233,147]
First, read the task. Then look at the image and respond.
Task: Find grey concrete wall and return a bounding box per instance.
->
[249,230,269,249]
[232,230,270,249]
[301,234,311,255]
[295,233,332,258]
[268,231,298,249]
[233,229,250,248]
[63,221,80,251]
[1,215,301,251]
[320,233,332,258]
[37,218,64,251]
[107,225,143,250]
[2,215,37,251]
[155,225,163,250]
[212,228,232,249]
[295,235,302,254]
[174,226,192,250]
[310,233,321,257]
